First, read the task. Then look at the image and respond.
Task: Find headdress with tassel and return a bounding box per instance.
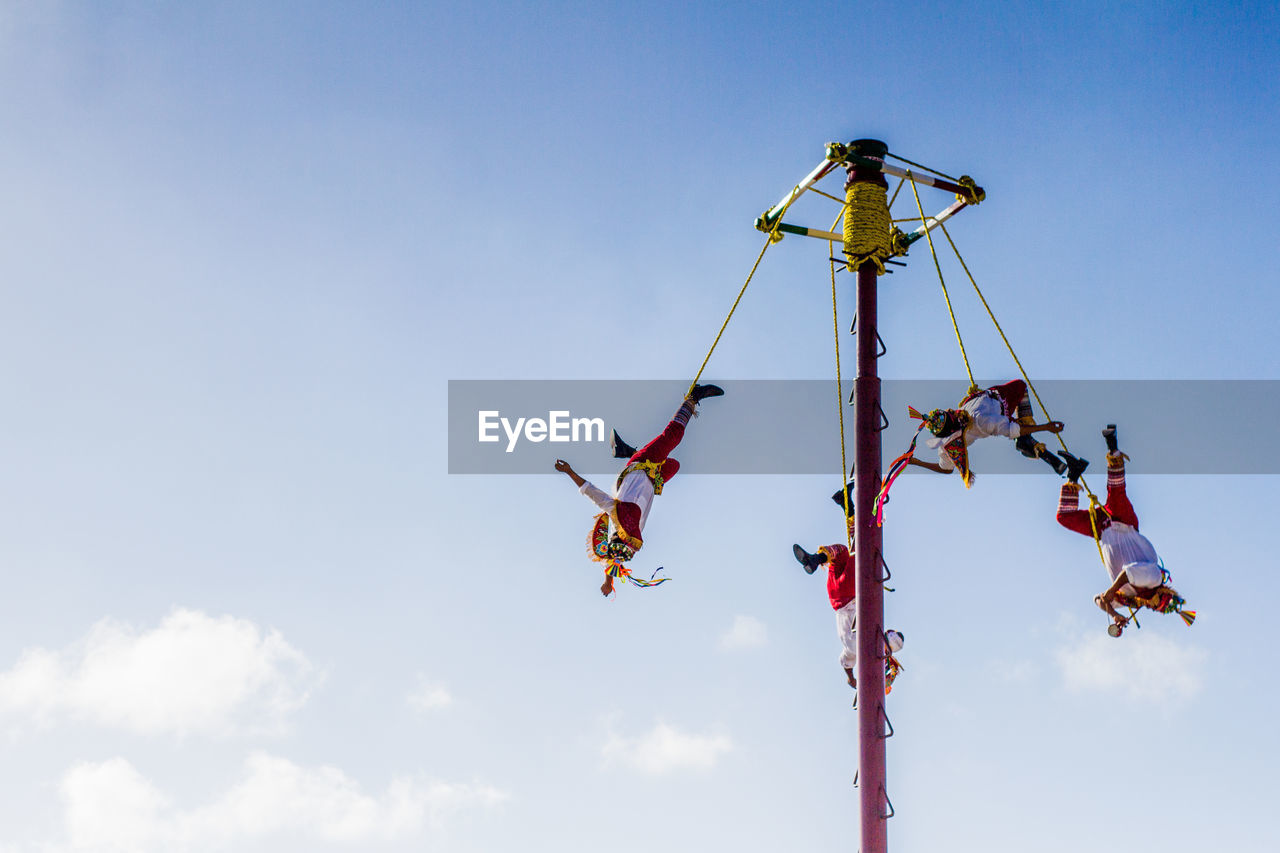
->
[586,512,668,591]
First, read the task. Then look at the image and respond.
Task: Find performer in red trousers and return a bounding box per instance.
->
[555,384,723,596]
[1055,425,1194,635]
[901,380,1067,484]
[792,483,905,693]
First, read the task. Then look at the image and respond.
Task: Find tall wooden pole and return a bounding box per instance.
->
[846,138,890,853]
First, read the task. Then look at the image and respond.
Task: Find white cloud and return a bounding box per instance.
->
[407,676,453,712]
[1056,628,1207,702]
[55,752,506,851]
[717,615,768,651]
[601,720,733,774]
[0,608,319,736]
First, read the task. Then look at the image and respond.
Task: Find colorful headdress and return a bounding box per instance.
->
[587,512,635,563]
[585,513,667,592]
[1120,563,1196,627]
[879,406,976,519]
[1147,588,1196,626]
[909,406,965,438]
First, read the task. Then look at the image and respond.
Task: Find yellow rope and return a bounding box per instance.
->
[842,181,893,275]
[909,176,976,393]
[828,206,852,550]
[934,217,1108,564]
[808,186,846,204]
[688,187,800,394]
[886,152,959,183]
[933,220,1098,493]
[1086,493,1109,570]
[886,175,906,212]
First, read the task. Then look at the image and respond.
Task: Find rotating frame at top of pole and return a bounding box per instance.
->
[753,141,985,259]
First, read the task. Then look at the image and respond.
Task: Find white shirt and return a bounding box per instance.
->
[1100,521,1161,594]
[927,393,1020,471]
[579,469,655,533]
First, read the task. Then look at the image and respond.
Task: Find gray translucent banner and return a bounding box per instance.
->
[448,380,1279,475]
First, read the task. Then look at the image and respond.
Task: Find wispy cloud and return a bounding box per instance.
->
[718,615,768,651]
[407,676,453,712]
[1056,628,1207,702]
[56,752,506,850]
[0,608,319,737]
[601,720,733,774]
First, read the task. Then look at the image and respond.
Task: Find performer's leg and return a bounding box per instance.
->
[1104,454,1140,528]
[1056,483,1096,536]
[1016,397,1034,426]
[1017,434,1068,474]
[989,379,1028,419]
[629,397,696,465]
[836,602,857,687]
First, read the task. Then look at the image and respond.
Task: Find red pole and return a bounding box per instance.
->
[848,139,889,853]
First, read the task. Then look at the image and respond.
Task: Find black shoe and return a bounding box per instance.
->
[689,383,725,402]
[1015,434,1041,459]
[1103,424,1118,453]
[792,544,827,575]
[1042,448,1068,476]
[831,481,856,517]
[1058,451,1089,483]
[610,429,636,460]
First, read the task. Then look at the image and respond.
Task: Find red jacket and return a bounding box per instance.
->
[818,544,857,610]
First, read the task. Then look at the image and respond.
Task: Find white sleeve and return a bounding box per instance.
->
[991,415,1021,439]
[579,481,616,512]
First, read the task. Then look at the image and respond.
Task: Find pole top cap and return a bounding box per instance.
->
[847,139,888,159]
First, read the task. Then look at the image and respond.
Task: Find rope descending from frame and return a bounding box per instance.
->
[688,187,798,395]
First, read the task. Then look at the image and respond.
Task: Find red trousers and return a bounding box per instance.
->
[1057,463,1139,536]
[627,418,685,482]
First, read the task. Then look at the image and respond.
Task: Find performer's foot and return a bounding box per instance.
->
[792,544,827,574]
[831,481,855,516]
[1042,449,1068,476]
[610,429,636,460]
[1015,434,1041,459]
[1103,424,1119,453]
[1058,451,1089,483]
[688,383,724,402]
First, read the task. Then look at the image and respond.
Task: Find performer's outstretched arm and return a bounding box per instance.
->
[556,459,618,512]
[907,456,951,475]
[1096,573,1131,626]
[554,459,586,488]
[1018,420,1064,437]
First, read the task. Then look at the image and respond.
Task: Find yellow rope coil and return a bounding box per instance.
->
[956,175,985,205]
[842,181,892,275]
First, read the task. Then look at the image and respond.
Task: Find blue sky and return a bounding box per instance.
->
[0,2,1277,851]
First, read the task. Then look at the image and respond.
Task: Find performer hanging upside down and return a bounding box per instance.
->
[554,383,723,596]
[1055,425,1195,636]
[791,483,905,693]
[898,380,1067,486]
